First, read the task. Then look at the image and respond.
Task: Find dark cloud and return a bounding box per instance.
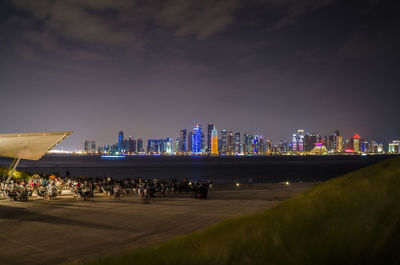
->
[153,0,241,38]
[0,0,399,149]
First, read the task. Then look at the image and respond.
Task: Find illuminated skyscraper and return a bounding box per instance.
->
[220,130,227,154]
[104,144,110,154]
[91,141,96,153]
[352,134,360,153]
[122,139,128,153]
[253,135,263,154]
[292,134,297,151]
[97,146,103,154]
[297,129,305,152]
[128,137,136,153]
[266,139,272,154]
[118,131,124,153]
[187,132,193,153]
[164,138,173,154]
[227,131,234,154]
[137,139,143,153]
[84,140,96,154]
[84,140,90,153]
[147,138,173,154]
[377,143,384,153]
[201,132,205,152]
[147,139,158,153]
[362,141,369,153]
[243,134,255,154]
[336,136,343,153]
[305,133,317,152]
[299,137,304,152]
[178,129,187,153]
[279,140,289,153]
[207,124,214,153]
[175,139,180,153]
[211,125,218,155]
[388,140,400,153]
[192,124,202,153]
[234,132,241,154]
[370,141,377,153]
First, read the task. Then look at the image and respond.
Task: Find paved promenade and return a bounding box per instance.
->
[0,183,314,265]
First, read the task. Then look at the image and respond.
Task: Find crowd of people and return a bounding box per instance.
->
[0,174,213,202]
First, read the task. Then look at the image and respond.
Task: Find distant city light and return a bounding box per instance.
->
[72,128,398,156]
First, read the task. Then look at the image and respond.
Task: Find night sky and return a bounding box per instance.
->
[0,0,399,150]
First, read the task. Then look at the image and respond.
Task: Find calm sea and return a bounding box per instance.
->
[0,154,395,184]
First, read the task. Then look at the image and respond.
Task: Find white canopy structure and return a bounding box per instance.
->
[0,131,73,182]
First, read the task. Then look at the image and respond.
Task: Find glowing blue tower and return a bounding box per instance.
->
[118,131,124,153]
[192,124,202,153]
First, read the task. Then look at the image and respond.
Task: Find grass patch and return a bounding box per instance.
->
[85,157,400,265]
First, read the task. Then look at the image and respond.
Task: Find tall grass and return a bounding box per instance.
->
[87,157,400,265]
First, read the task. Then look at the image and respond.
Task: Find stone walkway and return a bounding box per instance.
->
[0,182,315,265]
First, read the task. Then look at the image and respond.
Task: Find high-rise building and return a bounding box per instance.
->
[84,140,90,153]
[201,132,205,152]
[163,138,173,154]
[297,130,305,152]
[104,144,110,154]
[175,138,180,154]
[377,143,384,153]
[304,133,317,152]
[352,134,361,153]
[292,134,297,152]
[128,137,136,153]
[272,145,278,154]
[299,137,304,152]
[122,139,128,153]
[242,134,254,154]
[369,141,377,153]
[111,144,118,154]
[211,126,218,155]
[253,135,263,154]
[137,139,143,153]
[187,132,193,153]
[279,140,289,153]
[328,135,335,152]
[234,132,241,154]
[388,140,400,153]
[362,141,369,153]
[91,141,96,153]
[192,124,202,153]
[227,131,234,154]
[220,130,227,154]
[118,131,124,153]
[266,139,272,154]
[147,138,172,154]
[97,146,103,154]
[84,140,96,154]
[336,136,343,153]
[317,134,322,144]
[178,129,187,153]
[147,139,157,154]
[207,124,214,153]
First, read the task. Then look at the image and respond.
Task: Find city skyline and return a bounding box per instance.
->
[1,1,399,150]
[79,125,398,155]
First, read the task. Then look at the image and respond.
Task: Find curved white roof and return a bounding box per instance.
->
[0,131,73,160]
